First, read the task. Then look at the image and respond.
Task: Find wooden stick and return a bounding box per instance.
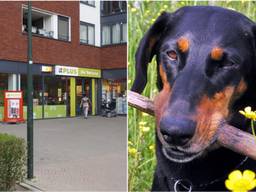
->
[128,90,256,160]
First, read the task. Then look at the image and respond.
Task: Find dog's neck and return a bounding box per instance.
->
[155,137,248,190]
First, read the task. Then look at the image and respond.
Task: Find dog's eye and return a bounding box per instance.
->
[167,50,178,61]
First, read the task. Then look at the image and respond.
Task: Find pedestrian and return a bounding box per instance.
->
[80,94,91,119]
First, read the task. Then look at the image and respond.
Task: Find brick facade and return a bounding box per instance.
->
[0,1,126,69]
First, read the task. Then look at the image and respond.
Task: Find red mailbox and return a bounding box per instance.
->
[3,91,24,123]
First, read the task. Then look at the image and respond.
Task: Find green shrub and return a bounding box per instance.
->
[0,133,26,191]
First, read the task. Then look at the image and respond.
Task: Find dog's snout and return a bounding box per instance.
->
[160,117,196,146]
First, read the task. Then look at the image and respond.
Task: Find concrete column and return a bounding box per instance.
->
[8,74,20,91]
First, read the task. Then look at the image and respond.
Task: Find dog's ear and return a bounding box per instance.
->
[131,12,173,93]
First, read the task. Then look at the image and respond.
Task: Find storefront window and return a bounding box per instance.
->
[0,74,8,120]
[21,75,43,106]
[0,74,8,107]
[44,76,67,105]
[21,75,68,119]
[102,79,126,115]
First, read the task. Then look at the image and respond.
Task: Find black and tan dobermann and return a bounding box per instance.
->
[131,6,256,191]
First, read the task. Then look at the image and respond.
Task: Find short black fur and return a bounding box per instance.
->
[131,6,256,191]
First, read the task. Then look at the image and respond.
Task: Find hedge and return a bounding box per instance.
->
[0,133,26,191]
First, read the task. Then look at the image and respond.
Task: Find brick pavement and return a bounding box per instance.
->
[0,116,127,191]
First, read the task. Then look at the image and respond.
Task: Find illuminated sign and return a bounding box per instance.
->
[78,68,101,78]
[55,65,101,78]
[42,66,53,72]
[55,66,78,76]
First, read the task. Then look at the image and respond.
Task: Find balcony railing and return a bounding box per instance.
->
[23,25,54,39]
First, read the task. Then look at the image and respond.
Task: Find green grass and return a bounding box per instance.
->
[128,1,256,191]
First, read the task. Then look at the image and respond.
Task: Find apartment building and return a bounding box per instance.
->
[0,1,127,120]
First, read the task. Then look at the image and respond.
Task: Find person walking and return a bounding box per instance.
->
[80,94,91,119]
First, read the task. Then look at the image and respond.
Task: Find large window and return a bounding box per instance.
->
[122,23,127,42]
[80,22,95,45]
[58,16,69,41]
[22,6,70,41]
[102,23,127,45]
[102,25,111,45]
[101,1,126,16]
[112,23,121,44]
[22,7,55,38]
[80,1,95,7]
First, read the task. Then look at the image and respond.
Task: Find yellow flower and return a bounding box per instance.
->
[149,144,155,152]
[131,8,137,13]
[141,126,150,132]
[239,107,256,120]
[128,147,138,157]
[225,170,256,192]
[128,140,133,145]
[139,121,147,126]
[142,112,149,117]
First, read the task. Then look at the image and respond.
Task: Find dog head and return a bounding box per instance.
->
[131,6,256,163]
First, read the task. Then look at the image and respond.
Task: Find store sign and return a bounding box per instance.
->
[55,66,78,76]
[42,66,53,72]
[5,92,22,99]
[78,68,101,78]
[55,65,101,78]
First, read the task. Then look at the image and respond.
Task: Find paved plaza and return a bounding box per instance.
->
[0,116,127,191]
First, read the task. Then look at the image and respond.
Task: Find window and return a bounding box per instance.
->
[80,1,95,7]
[112,23,121,44]
[80,22,95,45]
[58,16,69,41]
[22,6,55,38]
[122,23,127,42]
[101,1,126,16]
[102,23,127,45]
[102,25,111,45]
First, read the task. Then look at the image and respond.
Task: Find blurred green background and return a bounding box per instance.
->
[128,1,256,191]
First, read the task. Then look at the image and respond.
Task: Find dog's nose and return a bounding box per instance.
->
[159,116,196,146]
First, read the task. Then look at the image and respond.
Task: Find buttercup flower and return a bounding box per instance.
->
[128,147,138,157]
[142,112,149,117]
[141,126,150,133]
[139,121,147,126]
[239,106,256,121]
[149,144,155,152]
[225,170,256,192]
[131,7,137,13]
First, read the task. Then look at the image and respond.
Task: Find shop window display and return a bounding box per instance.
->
[102,79,126,115]
[21,75,68,119]
[0,74,8,120]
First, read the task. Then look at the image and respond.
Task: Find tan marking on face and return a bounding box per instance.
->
[177,37,190,53]
[211,47,224,61]
[235,79,247,94]
[192,86,235,147]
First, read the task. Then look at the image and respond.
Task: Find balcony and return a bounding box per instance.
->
[22,5,70,41]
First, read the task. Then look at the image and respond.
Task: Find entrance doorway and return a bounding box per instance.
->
[76,78,90,116]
